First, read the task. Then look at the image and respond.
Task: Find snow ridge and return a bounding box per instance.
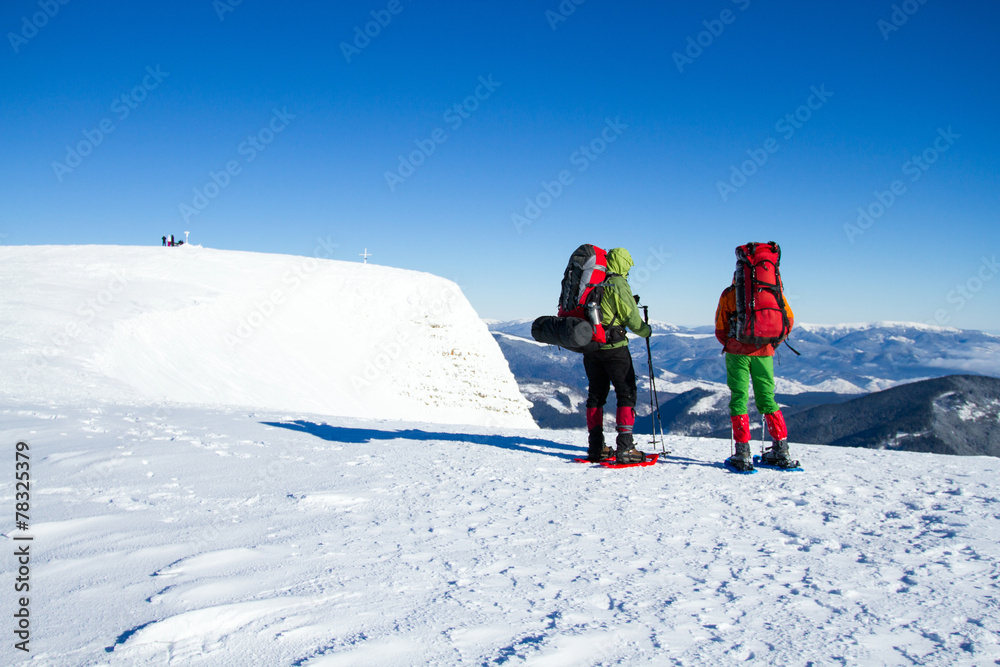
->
[0,245,535,428]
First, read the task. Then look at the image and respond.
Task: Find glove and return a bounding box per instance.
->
[633,294,641,305]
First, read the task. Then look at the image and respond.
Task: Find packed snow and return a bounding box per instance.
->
[4,404,1000,665]
[0,245,533,429]
[3,246,1000,665]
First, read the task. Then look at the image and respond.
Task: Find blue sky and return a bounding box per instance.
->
[2,0,998,330]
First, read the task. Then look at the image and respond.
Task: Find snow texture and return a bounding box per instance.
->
[3,405,1000,665]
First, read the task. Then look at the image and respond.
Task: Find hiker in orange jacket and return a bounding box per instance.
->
[715,285,798,471]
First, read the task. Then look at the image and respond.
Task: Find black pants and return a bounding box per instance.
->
[583,345,637,410]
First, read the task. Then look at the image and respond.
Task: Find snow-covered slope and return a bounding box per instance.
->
[3,402,1000,665]
[0,245,534,428]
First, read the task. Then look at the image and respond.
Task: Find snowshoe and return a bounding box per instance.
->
[573,452,616,464]
[725,457,757,474]
[599,453,658,468]
[753,455,804,472]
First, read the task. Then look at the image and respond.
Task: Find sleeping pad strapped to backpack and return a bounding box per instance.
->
[732,241,791,346]
[531,244,612,353]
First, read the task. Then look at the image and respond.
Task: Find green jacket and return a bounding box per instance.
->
[600,247,652,349]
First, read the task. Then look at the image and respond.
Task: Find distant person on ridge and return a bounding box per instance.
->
[715,242,798,472]
[162,235,167,246]
[584,247,652,464]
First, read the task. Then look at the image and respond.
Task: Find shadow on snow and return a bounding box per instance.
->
[261,420,583,461]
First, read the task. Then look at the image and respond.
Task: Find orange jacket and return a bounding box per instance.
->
[714,286,794,357]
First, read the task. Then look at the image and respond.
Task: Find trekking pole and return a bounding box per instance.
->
[641,305,668,455]
[761,416,767,461]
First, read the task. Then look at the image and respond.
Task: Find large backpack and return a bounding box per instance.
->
[731,241,791,346]
[531,244,616,353]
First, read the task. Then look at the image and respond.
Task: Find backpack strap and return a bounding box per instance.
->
[599,273,630,343]
[603,272,622,326]
[588,273,622,322]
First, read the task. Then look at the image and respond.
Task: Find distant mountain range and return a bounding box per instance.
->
[489,320,1000,456]
[782,374,1000,457]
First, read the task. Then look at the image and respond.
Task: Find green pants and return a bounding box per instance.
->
[725,353,780,416]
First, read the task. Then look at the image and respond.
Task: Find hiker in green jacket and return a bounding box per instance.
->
[585,247,653,464]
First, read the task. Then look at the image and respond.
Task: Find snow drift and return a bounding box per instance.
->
[0,245,535,428]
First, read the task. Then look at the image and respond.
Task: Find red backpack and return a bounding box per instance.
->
[732,242,791,346]
[531,244,615,353]
[557,244,611,345]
